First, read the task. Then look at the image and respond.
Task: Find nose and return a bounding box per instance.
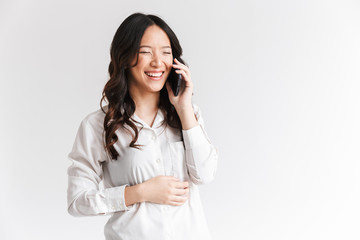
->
[150,52,162,67]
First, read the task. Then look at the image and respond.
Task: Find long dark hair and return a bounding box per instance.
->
[100,13,185,160]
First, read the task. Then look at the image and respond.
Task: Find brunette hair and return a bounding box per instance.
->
[100,13,185,160]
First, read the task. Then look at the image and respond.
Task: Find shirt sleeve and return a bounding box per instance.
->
[182,104,218,185]
[67,117,131,217]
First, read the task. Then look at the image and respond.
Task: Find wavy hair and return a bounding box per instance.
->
[100,13,185,160]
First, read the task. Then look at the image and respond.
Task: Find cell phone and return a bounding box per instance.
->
[168,67,183,96]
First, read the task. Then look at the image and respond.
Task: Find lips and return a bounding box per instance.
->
[145,71,164,80]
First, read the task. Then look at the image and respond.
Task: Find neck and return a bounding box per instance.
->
[128,86,160,115]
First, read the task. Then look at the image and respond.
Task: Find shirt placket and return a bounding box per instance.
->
[133,112,176,239]
[152,128,175,240]
[161,205,175,240]
[151,128,165,176]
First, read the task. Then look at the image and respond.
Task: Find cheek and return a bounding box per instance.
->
[165,57,173,70]
[130,58,147,76]
[136,55,147,64]
[129,65,144,80]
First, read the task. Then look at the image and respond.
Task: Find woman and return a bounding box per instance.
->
[67,13,218,240]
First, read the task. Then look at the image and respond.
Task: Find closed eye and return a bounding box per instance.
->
[139,51,151,54]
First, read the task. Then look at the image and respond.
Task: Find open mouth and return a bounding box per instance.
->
[145,71,164,80]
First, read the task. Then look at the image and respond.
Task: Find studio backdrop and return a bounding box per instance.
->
[1,0,359,239]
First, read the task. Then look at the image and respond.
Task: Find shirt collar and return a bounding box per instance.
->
[131,108,165,129]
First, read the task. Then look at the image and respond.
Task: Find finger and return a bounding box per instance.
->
[173,188,189,196]
[174,58,184,66]
[175,70,191,85]
[175,69,186,79]
[173,58,186,68]
[170,195,188,203]
[175,69,187,75]
[162,175,180,182]
[167,175,180,181]
[173,59,191,76]
[175,181,189,189]
[173,188,189,195]
[169,201,186,206]
[173,64,191,77]
[172,61,187,70]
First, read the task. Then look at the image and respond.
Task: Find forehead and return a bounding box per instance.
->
[140,25,171,47]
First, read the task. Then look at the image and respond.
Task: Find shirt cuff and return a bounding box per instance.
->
[182,124,209,150]
[104,184,131,212]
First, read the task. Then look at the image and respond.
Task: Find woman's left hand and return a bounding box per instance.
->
[166,58,193,110]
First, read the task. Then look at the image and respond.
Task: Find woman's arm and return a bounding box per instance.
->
[125,176,189,207]
[68,112,190,215]
[67,115,131,217]
[182,105,218,185]
[175,104,198,130]
[166,59,218,185]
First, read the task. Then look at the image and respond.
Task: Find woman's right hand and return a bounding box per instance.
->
[140,176,189,206]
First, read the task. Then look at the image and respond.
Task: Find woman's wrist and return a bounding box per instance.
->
[124,184,145,206]
[175,105,198,130]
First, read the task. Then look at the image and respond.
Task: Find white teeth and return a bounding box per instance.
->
[145,72,163,77]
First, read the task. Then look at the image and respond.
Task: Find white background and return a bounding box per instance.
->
[1,0,359,239]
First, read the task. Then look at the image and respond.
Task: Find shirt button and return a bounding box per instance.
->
[156,158,161,164]
[162,206,170,211]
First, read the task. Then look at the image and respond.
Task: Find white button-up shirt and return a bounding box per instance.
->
[67,104,218,240]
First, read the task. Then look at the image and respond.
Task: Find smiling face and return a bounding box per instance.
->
[128,25,173,96]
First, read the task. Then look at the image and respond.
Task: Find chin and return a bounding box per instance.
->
[152,85,166,93]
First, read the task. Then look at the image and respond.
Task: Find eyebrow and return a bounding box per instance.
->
[139,45,171,49]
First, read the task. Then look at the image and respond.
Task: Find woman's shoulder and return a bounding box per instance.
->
[80,107,106,132]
